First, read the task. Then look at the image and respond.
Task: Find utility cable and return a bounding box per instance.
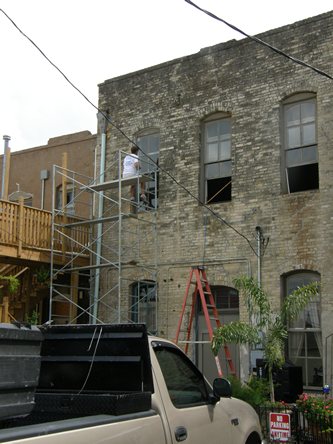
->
[185,0,333,81]
[0,8,257,255]
[0,9,101,115]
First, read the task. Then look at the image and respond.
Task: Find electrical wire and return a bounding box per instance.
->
[185,0,333,81]
[0,8,260,255]
[0,9,101,115]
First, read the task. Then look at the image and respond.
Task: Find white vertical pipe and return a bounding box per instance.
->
[256,226,262,288]
[92,116,107,323]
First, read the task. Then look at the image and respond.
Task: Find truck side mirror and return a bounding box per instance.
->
[213,378,232,398]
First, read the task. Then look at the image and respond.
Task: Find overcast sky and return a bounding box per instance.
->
[1,0,332,151]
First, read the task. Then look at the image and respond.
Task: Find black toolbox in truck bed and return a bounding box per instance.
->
[33,323,153,418]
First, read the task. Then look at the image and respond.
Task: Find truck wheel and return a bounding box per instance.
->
[245,432,261,444]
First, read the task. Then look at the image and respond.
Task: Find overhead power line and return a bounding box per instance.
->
[185,0,333,81]
[0,8,259,255]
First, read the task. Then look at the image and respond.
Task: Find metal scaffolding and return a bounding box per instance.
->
[49,149,158,332]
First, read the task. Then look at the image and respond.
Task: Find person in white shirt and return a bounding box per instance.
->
[122,146,147,202]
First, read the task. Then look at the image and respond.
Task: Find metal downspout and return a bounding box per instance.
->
[92,116,107,323]
[256,225,262,288]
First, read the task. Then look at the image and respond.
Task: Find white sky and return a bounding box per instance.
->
[0,0,332,151]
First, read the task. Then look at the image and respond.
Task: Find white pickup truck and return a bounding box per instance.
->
[0,324,264,444]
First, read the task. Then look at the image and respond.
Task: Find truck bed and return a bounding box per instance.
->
[0,410,159,443]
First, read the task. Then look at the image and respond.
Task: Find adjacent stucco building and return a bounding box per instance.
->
[0,131,96,324]
[0,131,95,215]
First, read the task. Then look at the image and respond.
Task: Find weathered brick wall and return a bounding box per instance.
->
[98,12,333,376]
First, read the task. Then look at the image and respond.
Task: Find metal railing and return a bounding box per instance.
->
[257,405,333,443]
[0,200,89,255]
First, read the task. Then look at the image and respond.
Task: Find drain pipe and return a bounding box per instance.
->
[255,226,262,288]
[1,135,11,200]
[250,225,264,373]
[92,113,107,323]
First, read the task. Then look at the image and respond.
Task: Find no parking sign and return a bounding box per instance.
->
[269,412,291,441]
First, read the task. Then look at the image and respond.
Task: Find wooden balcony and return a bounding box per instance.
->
[0,200,90,265]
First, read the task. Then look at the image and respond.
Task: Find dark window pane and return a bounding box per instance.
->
[287,163,319,193]
[206,177,231,203]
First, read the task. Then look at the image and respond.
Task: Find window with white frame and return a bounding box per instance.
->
[203,115,232,203]
[137,131,159,209]
[283,94,318,193]
[130,281,157,334]
[285,271,322,388]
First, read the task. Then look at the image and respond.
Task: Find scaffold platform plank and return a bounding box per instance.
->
[85,175,152,192]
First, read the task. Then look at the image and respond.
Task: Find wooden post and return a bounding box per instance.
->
[18,196,24,257]
[3,297,9,323]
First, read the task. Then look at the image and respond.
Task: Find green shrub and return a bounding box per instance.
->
[229,376,270,408]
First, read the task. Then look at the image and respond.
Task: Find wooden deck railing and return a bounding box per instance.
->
[0,200,89,257]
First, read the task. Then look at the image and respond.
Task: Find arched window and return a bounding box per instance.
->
[285,271,322,388]
[130,280,157,334]
[202,114,232,203]
[205,285,239,311]
[282,93,318,193]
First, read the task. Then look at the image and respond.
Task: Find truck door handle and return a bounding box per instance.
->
[175,426,187,442]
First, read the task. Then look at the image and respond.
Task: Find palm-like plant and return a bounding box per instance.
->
[211,276,320,402]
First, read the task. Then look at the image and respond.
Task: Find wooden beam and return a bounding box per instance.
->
[18,197,24,257]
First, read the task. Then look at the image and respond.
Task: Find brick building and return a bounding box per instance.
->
[97,12,333,388]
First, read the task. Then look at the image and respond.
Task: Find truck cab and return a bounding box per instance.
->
[150,337,262,444]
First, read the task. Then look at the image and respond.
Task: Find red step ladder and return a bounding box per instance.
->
[174,266,236,377]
